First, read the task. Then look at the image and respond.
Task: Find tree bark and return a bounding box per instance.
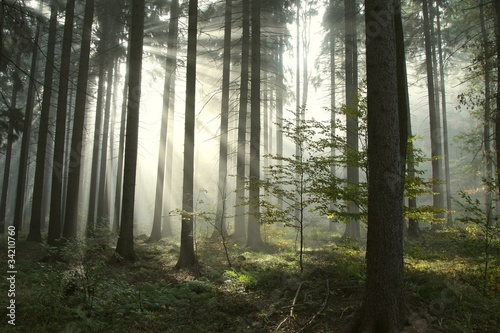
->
[115,0,145,262]
[233,0,250,240]
[148,0,179,242]
[212,0,232,240]
[13,18,40,232]
[422,0,445,227]
[342,0,360,240]
[48,0,75,245]
[27,2,58,242]
[176,0,198,268]
[63,0,95,240]
[347,1,405,331]
[247,0,263,248]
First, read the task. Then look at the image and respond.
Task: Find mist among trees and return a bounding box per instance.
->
[0,0,499,332]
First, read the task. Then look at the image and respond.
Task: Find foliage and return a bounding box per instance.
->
[456,178,500,295]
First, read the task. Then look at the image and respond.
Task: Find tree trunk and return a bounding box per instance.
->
[494,0,500,216]
[329,0,337,231]
[212,0,232,240]
[96,62,114,224]
[149,0,179,242]
[233,0,250,241]
[435,1,452,226]
[422,0,445,227]
[480,0,494,227]
[342,0,360,240]
[63,0,95,240]
[48,0,75,245]
[113,61,129,234]
[347,1,405,331]
[176,0,198,268]
[13,18,40,232]
[275,34,284,210]
[0,69,22,233]
[86,61,105,235]
[27,2,58,242]
[115,0,145,262]
[247,0,263,248]
[395,0,420,238]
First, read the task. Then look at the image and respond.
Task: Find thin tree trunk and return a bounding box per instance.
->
[275,34,284,210]
[48,0,75,245]
[481,0,494,227]
[13,18,40,232]
[234,0,250,240]
[96,62,114,224]
[63,0,96,240]
[494,0,500,215]
[27,2,58,242]
[422,0,445,227]
[247,0,263,248]
[343,0,360,240]
[86,61,105,235]
[149,0,179,242]
[435,1,452,226]
[0,69,22,233]
[113,62,129,234]
[176,0,198,268]
[115,0,145,262]
[329,0,336,231]
[212,0,232,240]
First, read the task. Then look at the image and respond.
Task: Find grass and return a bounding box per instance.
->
[0,225,499,332]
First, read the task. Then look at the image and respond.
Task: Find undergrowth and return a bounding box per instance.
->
[0,226,498,332]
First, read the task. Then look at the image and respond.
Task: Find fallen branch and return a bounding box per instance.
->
[297,279,330,332]
[274,282,302,332]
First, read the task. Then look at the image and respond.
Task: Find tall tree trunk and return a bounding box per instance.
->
[113,62,129,234]
[275,34,284,210]
[115,0,145,262]
[176,0,198,268]
[96,62,114,224]
[63,0,96,240]
[0,69,21,233]
[435,1,452,226]
[494,0,500,213]
[395,0,420,238]
[422,0,445,227]
[295,1,302,224]
[149,0,179,242]
[329,0,337,231]
[343,0,360,239]
[348,1,404,330]
[481,0,494,227]
[13,19,40,232]
[212,0,232,240]
[48,0,75,245]
[247,0,263,248]
[86,61,105,235]
[27,1,58,242]
[233,0,250,240]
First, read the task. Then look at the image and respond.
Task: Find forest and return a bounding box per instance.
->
[0,0,499,332]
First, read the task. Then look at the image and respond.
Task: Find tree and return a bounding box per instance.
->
[347,0,405,330]
[176,0,198,268]
[63,0,96,239]
[48,0,75,245]
[233,0,250,240]
[27,1,58,242]
[149,0,180,242]
[343,0,360,239]
[212,0,232,240]
[422,0,446,227]
[247,0,264,248]
[13,13,41,233]
[115,0,145,262]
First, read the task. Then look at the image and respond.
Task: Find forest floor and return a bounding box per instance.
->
[1,226,499,333]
